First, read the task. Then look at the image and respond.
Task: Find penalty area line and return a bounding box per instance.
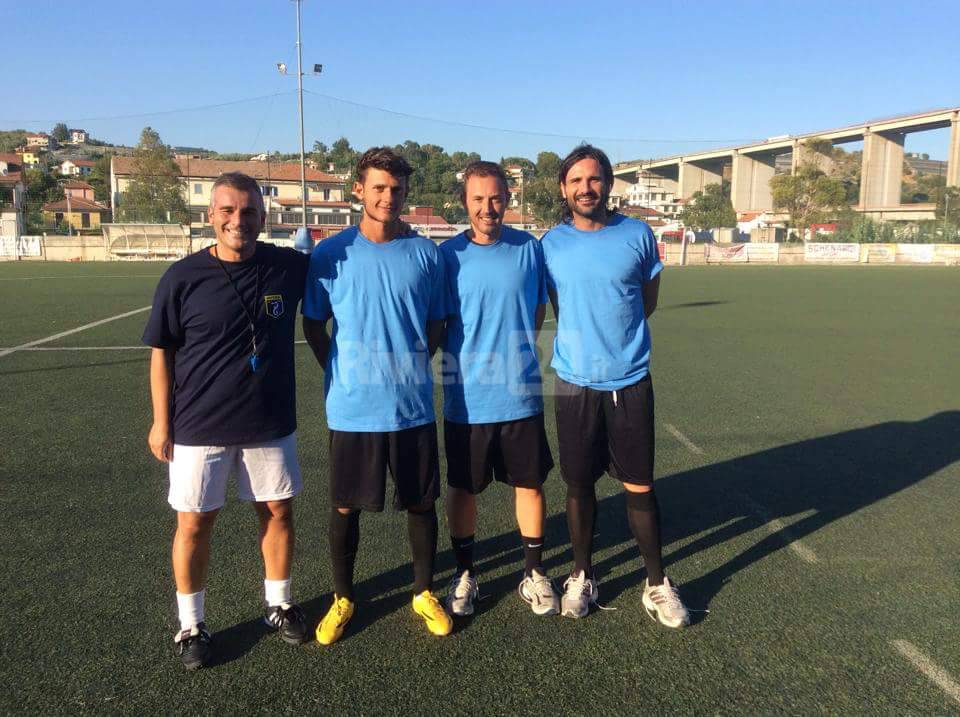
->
[663,422,704,455]
[892,640,960,705]
[0,306,152,359]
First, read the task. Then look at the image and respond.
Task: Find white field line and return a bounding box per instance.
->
[542,318,556,324]
[0,274,163,281]
[892,640,960,705]
[663,422,704,455]
[0,306,152,359]
[664,420,819,564]
[0,339,313,352]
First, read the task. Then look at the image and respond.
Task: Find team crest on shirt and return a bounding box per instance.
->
[264,294,284,318]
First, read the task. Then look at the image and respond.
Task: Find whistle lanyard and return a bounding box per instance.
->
[213,246,261,373]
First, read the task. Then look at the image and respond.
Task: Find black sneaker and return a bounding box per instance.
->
[174,622,211,670]
[264,603,309,644]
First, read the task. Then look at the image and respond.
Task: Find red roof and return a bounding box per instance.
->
[63,180,94,189]
[0,152,23,164]
[112,156,341,183]
[42,197,109,212]
[503,209,532,224]
[26,132,48,138]
[64,159,95,167]
[275,198,351,208]
[738,211,762,222]
[401,213,451,226]
[621,206,662,218]
[0,173,23,185]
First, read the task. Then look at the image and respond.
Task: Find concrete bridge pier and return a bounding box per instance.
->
[859,130,904,209]
[731,151,775,212]
[678,160,724,199]
[948,111,960,187]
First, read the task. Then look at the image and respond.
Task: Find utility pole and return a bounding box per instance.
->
[294,0,307,232]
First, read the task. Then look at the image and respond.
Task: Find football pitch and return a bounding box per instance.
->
[1,262,958,714]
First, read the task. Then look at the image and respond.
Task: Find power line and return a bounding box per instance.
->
[0,92,296,123]
[302,89,759,144]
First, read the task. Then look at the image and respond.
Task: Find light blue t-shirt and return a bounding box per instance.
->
[541,215,663,390]
[303,226,447,431]
[440,227,548,424]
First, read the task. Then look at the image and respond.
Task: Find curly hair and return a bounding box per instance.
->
[355,146,414,184]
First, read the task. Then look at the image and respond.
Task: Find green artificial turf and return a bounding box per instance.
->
[0,263,958,714]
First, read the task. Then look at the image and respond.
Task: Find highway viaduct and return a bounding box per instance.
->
[613,107,960,221]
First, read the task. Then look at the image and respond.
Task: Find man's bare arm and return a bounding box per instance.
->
[547,287,559,323]
[148,347,175,463]
[534,303,546,338]
[303,316,332,369]
[642,273,661,319]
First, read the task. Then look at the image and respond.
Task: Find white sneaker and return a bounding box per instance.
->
[560,570,598,619]
[444,570,479,616]
[518,569,560,616]
[642,576,690,628]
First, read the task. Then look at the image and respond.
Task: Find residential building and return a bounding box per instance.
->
[502,209,538,232]
[64,180,97,202]
[69,129,89,144]
[61,159,96,176]
[42,196,110,233]
[25,133,51,149]
[611,171,683,220]
[110,156,356,239]
[0,153,27,237]
[401,205,464,240]
[18,148,44,169]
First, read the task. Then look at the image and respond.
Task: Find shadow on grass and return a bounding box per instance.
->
[659,300,728,310]
[211,411,960,662]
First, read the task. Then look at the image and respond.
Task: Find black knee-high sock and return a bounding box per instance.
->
[329,508,360,600]
[520,535,544,575]
[408,506,438,594]
[566,486,596,576]
[450,534,474,574]
[625,490,664,586]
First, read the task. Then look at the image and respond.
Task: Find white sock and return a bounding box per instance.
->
[264,578,292,608]
[176,590,205,630]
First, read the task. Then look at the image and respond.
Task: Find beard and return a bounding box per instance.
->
[567,190,609,221]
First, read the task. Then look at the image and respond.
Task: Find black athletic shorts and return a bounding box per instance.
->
[329,422,440,512]
[444,413,554,495]
[554,375,655,488]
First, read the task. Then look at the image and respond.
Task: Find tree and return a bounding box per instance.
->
[679,182,736,230]
[0,130,27,153]
[119,127,187,224]
[51,123,70,143]
[770,160,846,241]
[85,154,113,203]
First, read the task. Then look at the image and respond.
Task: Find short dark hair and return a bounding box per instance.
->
[459,161,511,204]
[557,144,616,223]
[355,146,413,184]
[210,172,264,210]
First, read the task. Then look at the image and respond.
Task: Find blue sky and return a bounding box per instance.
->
[5,0,958,163]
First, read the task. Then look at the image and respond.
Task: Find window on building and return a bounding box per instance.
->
[81,213,90,228]
[261,185,278,197]
[323,189,331,201]
[193,183,202,195]
[55,212,64,225]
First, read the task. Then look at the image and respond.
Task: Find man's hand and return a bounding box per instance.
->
[148,421,173,463]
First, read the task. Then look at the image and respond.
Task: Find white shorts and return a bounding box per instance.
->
[168,432,302,513]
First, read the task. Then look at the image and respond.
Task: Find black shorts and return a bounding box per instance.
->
[329,422,440,512]
[444,413,554,495]
[554,375,655,489]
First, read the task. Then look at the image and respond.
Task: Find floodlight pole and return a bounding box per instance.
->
[295,0,308,231]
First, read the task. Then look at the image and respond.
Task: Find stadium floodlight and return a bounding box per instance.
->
[313,64,322,74]
[277,62,287,74]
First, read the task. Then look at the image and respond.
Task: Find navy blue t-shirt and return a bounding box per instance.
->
[142,242,309,446]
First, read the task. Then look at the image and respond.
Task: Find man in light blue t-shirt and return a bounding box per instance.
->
[542,144,689,627]
[303,147,453,644]
[439,161,559,618]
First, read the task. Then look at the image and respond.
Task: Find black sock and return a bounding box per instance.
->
[450,534,475,574]
[625,490,664,585]
[566,486,596,576]
[521,535,544,575]
[408,506,438,594]
[329,508,360,600]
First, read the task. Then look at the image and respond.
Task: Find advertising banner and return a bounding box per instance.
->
[706,244,747,263]
[804,242,860,263]
[933,244,960,265]
[896,244,935,263]
[744,243,780,263]
[862,244,896,264]
[0,235,42,258]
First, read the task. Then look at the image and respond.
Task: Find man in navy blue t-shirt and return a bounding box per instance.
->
[439,161,559,618]
[143,172,310,669]
[543,145,690,627]
[303,147,452,644]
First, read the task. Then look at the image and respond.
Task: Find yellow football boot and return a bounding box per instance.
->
[315,594,354,645]
[412,590,453,637]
